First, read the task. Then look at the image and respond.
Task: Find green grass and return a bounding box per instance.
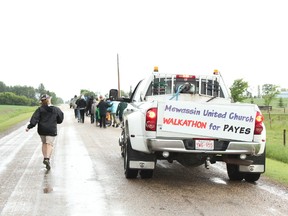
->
[262,113,288,186]
[243,97,288,185]
[264,158,288,186]
[264,113,288,164]
[0,105,36,132]
[243,98,288,164]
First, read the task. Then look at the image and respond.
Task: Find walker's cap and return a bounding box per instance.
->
[40,94,50,101]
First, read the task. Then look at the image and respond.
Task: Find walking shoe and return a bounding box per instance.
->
[43,159,51,170]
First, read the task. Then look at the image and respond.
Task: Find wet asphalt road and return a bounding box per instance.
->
[0,106,288,216]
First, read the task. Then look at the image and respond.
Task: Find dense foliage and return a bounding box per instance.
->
[0,92,37,106]
[230,79,282,105]
[0,81,63,105]
[262,84,280,106]
[230,79,249,102]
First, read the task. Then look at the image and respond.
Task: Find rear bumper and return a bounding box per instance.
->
[147,138,262,155]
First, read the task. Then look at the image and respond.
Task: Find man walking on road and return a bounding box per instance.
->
[97,95,111,128]
[76,95,87,123]
[25,94,64,170]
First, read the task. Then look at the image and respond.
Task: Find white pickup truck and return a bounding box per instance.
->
[112,67,266,182]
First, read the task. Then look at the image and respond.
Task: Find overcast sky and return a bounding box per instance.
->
[1,0,287,101]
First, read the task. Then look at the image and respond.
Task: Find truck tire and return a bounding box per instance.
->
[120,141,125,157]
[119,129,125,158]
[244,173,261,182]
[139,170,154,179]
[243,149,265,182]
[124,138,138,179]
[226,164,244,181]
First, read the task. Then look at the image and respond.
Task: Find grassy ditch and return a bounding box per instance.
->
[260,109,288,186]
[264,113,288,164]
[0,105,36,132]
[245,95,288,186]
[265,158,288,185]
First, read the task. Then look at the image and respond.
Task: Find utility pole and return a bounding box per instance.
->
[117,53,120,98]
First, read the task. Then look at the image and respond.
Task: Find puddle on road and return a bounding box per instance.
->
[210,177,227,185]
[258,183,288,200]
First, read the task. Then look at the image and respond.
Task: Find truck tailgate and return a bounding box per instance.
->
[156,101,258,142]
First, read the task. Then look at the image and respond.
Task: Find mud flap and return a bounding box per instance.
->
[239,151,266,173]
[129,150,156,170]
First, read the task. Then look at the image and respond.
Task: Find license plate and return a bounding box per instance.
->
[195,140,214,150]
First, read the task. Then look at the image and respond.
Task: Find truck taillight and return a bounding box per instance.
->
[254,111,264,135]
[146,108,157,131]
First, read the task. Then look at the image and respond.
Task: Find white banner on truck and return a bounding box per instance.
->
[161,101,257,141]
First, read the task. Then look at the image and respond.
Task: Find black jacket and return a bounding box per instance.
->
[27,105,64,136]
[97,100,111,116]
[76,98,87,110]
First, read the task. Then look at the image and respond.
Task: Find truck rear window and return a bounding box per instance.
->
[145,75,224,98]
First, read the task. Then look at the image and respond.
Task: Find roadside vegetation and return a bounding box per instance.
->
[263,112,288,164]
[241,97,288,185]
[0,81,63,105]
[0,105,36,132]
[266,159,288,185]
[264,111,288,185]
[243,98,288,164]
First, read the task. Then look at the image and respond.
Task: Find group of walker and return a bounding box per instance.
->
[71,94,127,128]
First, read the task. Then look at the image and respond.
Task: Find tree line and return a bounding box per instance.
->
[230,79,285,107]
[0,81,63,106]
[0,79,285,107]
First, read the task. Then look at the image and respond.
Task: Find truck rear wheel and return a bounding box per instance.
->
[139,170,154,179]
[226,164,244,181]
[244,173,261,182]
[124,138,138,179]
[119,129,125,158]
